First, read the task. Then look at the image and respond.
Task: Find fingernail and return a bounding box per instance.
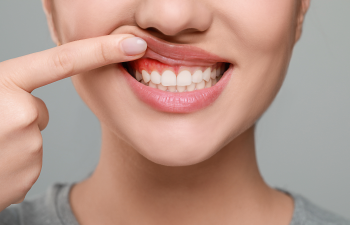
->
[121,37,147,55]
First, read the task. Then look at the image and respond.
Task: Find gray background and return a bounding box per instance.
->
[0,0,349,219]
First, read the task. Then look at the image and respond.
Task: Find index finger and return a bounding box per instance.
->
[0,35,147,92]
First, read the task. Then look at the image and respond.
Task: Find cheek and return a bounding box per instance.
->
[218,0,297,53]
[206,0,298,138]
[54,0,136,42]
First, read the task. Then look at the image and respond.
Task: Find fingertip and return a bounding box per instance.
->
[120,37,148,56]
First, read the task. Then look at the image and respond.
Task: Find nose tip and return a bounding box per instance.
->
[135,0,212,36]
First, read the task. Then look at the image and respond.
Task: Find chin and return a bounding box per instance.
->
[134,134,220,167]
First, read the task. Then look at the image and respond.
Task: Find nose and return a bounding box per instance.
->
[135,0,212,36]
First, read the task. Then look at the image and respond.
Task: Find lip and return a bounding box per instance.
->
[129,32,229,67]
[120,63,233,113]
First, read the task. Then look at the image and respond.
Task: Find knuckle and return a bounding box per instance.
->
[13,196,26,204]
[35,96,47,109]
[19,153,42,195]
[27,133,43,156]
[12,102,39,129]
[20,170,41,196]
[96,42,113,64]
[27,168,41,188]
[14,165,42,200]
[16,188,29,200]
[0,74,17,91]
[50,48,75,76]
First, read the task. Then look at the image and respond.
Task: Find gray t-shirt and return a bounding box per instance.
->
[0,183,349,225]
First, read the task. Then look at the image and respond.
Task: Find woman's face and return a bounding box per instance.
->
[46,0,304,166]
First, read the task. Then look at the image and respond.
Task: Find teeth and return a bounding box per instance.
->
[177,70,192,86]
[220,66,224,75]
[135,63,227,92]
[177,86,186,92]
[202,68,211,82]
[149,81,157,88]
[192,70,203,83]
[210,68,216,79]
[136,71,142,81]
[168,86,177,92]
[151,71,161,84]
[161,70,177,86]
[187,82,196,91]
[157,83,167,91]
[205,79,212,88]
[196,80,205,90]
[142,70,151,83]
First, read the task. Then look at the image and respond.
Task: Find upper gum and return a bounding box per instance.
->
[130,58,222,75]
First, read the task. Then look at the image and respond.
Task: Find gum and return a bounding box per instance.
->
[129,58,223,75]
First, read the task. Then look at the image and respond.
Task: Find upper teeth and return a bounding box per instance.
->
[177,70,192,86]
[139,66,223,84]
[133,64,226,92]
[161,70,177,86]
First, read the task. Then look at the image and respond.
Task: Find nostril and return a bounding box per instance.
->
[135,0,212,37]
[144,27,177,39]
[144,27,202,43]
[145,27,162,34]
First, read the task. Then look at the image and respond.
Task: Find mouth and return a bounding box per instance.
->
[122,59,230,92]
[119,32,233,113]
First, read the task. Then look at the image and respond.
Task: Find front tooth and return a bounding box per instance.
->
[210,69,216,79]
[212,78,217,86]
[151,71,161,84]
[203,68,211,82]
[192,70,203,83]
[142,70,151,83]
[177,86,186,92]
[157,83,167,91]
[168,86,177,92]
[196,80,205,90]
[149,81,157,88]
[177,70,192,86]
[205,79,212,88]
[187,83,196,91]
[162,70,177,86]
[136,71,142,81]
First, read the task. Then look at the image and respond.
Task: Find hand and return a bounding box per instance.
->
[0,35,147,211]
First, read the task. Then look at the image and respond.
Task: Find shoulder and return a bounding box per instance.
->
[285,190,350,225]
[0,183,73,225]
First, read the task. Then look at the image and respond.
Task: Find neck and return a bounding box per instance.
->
[71,125,293,225]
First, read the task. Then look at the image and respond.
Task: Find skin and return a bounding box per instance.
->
[0,0,310,224]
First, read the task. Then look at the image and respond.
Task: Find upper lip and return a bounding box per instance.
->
[128,30,228,67]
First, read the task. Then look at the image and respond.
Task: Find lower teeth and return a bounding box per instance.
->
[139,76,223,92]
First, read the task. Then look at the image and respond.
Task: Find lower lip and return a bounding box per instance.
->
[120,64,233,113]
